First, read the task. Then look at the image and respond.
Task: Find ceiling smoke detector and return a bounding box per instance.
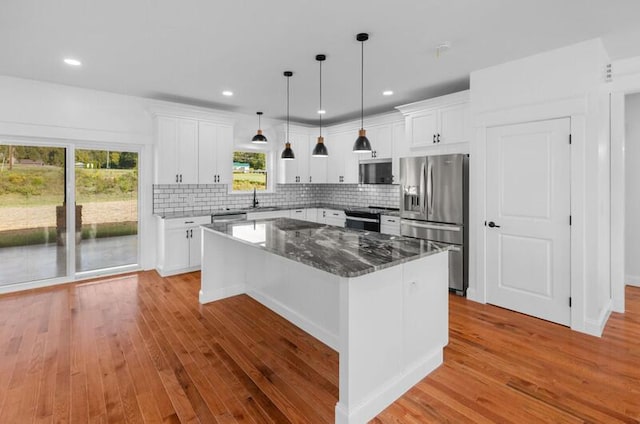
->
[435,42,451,58]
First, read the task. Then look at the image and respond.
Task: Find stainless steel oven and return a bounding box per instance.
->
[344,210,381,232]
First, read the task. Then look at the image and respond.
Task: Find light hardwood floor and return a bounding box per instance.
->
[0,270,638,423]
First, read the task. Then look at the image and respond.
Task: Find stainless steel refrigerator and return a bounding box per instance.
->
[400,154,469,295]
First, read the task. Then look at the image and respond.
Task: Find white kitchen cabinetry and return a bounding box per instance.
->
[304,208,318,223]
[156,215,211,276]
[381,215,401,236]
[281,132,311,184]
[155,114,234,185]
[156,117,198,184]
[246,209,291,220]
[290,208,307,220]
[396,90,470,149]
[363,124,393,159]
[317,209,346,227]
[325,132,359,184]
[198,121,233,185]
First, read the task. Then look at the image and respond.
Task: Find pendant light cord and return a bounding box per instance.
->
[319,59,323,137]
[360,39,364,130]
[287,75,290,144]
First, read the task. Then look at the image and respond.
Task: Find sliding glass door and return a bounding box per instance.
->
[75,149,138,273]
[0,144,67,285]
[0,143,140,287]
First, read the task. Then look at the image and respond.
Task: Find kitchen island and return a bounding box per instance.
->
[200,218,449,424]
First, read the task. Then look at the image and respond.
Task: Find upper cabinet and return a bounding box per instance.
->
[153,109,234,185]
[156,116,199,184]
[198,121,233,185]
[396,90,470,150]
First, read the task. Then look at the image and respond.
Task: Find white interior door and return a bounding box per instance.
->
[486,118,571,326]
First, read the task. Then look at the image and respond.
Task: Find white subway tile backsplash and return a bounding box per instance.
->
[153,183,400,215]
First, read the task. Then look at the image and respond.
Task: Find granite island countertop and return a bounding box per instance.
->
[202,218,449,278]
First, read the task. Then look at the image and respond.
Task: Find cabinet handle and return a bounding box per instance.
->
[437,133,441,143]
[387,219,396,223]
[433,134,436,144]
[186,230,189,239]
[185,221,194,224]
[179,174,183,183]
[190,229,193,238]
[309,176,312,183]
[175,174,179,183]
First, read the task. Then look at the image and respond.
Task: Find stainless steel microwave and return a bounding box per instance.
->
[359,159,393,184]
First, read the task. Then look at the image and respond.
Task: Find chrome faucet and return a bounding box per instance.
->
[252,187,259,208]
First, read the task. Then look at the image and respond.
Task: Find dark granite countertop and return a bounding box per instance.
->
[202,218,449,278]
[157,204,362,219]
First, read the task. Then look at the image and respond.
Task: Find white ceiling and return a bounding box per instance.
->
[1,0,640,125]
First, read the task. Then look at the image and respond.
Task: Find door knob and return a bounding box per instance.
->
[487,221,501,228]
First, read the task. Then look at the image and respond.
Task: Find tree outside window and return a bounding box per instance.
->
[232,151,267,191]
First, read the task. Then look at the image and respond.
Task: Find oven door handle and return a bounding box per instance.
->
[402,221,461,232]
[346,216,380,223]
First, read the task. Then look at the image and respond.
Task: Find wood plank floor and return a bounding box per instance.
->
[0,271,638,423]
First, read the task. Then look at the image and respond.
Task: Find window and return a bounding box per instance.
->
[232,151,268,191]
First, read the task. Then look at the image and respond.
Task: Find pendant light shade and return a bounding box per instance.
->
[353,32,372,153]
[251,112,267,144]
[312,54,329,157]
[281,71,295,160]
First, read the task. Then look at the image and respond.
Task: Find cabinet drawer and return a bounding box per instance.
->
[324,209,345,220]
[381,215,399,225]
[164,215,210,230]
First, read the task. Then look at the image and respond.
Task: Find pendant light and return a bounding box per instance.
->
[353,32,372,153]
[281,71,295,160]
[251,112,267,144]
[312,54,328,157]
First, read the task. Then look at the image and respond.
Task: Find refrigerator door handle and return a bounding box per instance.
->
[419,161,426,214]
[429,162,434,212]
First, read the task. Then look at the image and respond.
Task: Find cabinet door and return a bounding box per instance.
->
[216,125,234,185]
[283,152,299,183]
[391,122,404,183]
[164,228,190,271]
[198,121,218,184]
[308,137,327,183]
[325,134,345,183]
[189,226,202,267]
[177,119,198,184]
[368,125,392,159]
[408,110,438,148]
[439,103,470,144]
[156,117,179,184]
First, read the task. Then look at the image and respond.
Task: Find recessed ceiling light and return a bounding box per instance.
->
[222,90,233,97]
[63,58,82,67]
[317,109,326,115]
[383,90,394,96]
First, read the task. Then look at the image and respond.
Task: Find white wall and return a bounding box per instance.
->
[469,38,612,336]
[626,93,640,286]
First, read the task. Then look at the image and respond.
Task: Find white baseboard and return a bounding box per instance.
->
[199,284,245,304]
[626,274,640,287]
[156,265,200,277]
[583,299,612,337]
[465,287,485,303]
[335,349,444,424]
[247,289,339,351]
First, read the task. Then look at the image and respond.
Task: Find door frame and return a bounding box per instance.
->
[469,96,591,334]
[609,56,640,314]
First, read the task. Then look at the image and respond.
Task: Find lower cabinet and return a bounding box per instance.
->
[381,215,401,236]
[317,209,346,227]
[157,215,211,276]
[290,208,307,221]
